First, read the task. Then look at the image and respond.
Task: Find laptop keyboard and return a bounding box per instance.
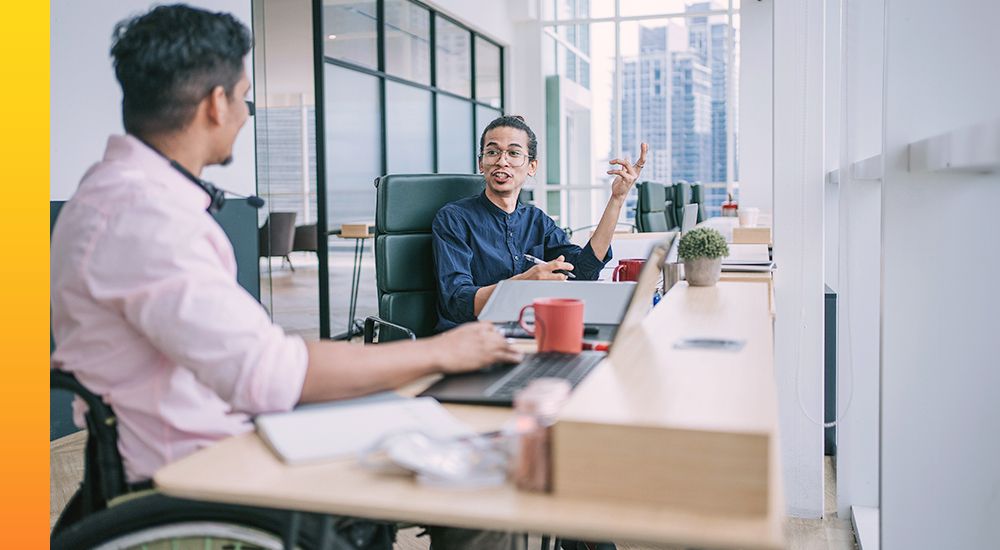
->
[483,352,602,401]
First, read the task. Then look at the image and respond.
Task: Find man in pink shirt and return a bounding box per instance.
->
[52,5,524,549]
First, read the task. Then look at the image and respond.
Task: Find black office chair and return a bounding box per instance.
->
[364,174,485,344]
[691,183,710,223]
[259,211,297,271]
[671,181,692,228]
[635,181,677,232]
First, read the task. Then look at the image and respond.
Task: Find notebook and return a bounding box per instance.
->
[419,235,675,406]
[255,397,473,464]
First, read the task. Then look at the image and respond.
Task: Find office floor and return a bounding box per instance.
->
[260,244,377,342]
[51,431,855,549]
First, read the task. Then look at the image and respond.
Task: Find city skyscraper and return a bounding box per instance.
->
[612,3,736,218]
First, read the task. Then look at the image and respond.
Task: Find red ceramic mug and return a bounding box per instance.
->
[612,258,646,282]
[517,298,584,354]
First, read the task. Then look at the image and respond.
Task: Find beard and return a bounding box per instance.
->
[220,155,233,166]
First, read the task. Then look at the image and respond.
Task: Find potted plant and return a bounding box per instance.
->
[678,227,729,286]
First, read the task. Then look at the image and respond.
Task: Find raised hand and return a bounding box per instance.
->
[607,142,648,199]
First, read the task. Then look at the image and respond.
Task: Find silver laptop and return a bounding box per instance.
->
[419,236,675,406]
[681,203,700,233]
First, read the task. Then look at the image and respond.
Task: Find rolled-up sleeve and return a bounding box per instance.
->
[432,207,479,326]
[87,203,308,415]
[541,218,612,281]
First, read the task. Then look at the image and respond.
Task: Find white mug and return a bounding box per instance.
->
[738,207,760,228]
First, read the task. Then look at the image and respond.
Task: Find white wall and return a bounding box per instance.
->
[772,0,826,518]
[737,0,773,214]
[833,0,883,519]
[254,0,314,106]
[51,0,256,200]
[880,1,1000,547]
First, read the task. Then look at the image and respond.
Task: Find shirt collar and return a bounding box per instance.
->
[103,134,212,212]
[478,190,527,219]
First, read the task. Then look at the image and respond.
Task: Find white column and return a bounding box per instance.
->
[834,0,884,520]
[772,0,826,518]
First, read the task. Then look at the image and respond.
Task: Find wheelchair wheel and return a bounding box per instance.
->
[50,492,353,549]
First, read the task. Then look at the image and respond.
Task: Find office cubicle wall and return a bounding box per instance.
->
[880,1,1000,548]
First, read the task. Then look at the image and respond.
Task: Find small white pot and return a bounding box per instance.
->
[683,257,722,287]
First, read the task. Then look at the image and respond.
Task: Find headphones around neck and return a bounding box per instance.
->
[136,135,265,213]
[168,159,265,214]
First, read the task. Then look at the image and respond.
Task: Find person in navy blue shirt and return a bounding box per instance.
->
[432,115,648,330]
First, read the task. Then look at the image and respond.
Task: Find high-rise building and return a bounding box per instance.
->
[613,3,737,219]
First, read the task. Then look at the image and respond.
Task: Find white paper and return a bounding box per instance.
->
[255,397,474,464]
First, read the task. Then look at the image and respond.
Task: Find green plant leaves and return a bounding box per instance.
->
[678,227,729,260]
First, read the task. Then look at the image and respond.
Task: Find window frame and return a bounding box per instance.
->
[312,0,505,338]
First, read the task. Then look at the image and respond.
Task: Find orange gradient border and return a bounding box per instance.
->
[0,2,49,546]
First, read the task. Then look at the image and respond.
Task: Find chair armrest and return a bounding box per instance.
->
[363,316,417,344]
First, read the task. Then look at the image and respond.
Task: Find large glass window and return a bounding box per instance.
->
[436,94,474,172]
[543,0,740,224]
[474,37,502,107]
[316,1,505,338]
[384,0,431,84]
[435,17,472,97]
[323,65,382,224]
[386,81,433,173]
[322,0,378,69]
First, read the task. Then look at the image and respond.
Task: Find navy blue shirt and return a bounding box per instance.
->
[432,191,612,330]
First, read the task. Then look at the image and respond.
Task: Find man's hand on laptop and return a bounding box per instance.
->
[515,255,575,281]
[432,321,524,373]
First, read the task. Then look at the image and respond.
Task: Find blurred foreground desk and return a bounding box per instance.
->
[155,282,783,549]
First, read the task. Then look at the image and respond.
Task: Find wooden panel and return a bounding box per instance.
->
[733,226,773,244]
[554,283,778,516]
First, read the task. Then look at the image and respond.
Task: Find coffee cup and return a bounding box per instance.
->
[517,298,584,354]
[612,258,646,282]
[738,207,760,228]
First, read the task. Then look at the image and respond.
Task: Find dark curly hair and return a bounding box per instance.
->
[110,4,252,137]
[479,115,538,161]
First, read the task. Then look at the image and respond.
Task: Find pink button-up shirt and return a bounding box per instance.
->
[51,135,308,482]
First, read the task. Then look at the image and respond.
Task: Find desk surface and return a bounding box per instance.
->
[155,283,783,549]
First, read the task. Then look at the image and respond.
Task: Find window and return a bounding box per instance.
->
[435,17,472,97]
[384,0,430,84]
[544,1,740,224]
[322,0,378,69]
[316,0,505,338]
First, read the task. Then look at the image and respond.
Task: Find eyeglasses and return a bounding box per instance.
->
[245,100,255,116]
[480,148,531,167]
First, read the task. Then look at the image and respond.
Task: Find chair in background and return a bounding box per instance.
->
[258,211,297,271]
[365,174,485,343]
[292,223,318,258]
[690,183,708,222]
[671,181,692,228]
[635,181,676,232]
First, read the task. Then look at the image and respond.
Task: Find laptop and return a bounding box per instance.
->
[681,203,700,234]
[480,280,637,343]
[419,236,675,406]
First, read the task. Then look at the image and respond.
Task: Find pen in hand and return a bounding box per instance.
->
[523,253,576,279]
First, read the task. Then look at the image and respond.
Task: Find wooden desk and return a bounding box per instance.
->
[155,283,783,549]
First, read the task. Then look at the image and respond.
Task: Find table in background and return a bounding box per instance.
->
[329,223,374,341]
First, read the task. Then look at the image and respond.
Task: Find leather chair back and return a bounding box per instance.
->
[636,181,671,232]
[374,174,485,340]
